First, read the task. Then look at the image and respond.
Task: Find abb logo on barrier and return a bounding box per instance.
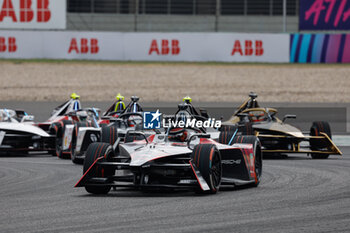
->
[0,0,51,22]
[231,40,264,56]
[68,38,99,54]
[0,37,17,52]
[148,39,180,55]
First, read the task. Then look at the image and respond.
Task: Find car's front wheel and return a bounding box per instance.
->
[191,144,222,194]
[310,121,331,159]
[83,143,114,194]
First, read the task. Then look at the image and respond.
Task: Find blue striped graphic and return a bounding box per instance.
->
[298,34,312,63]
[311,34,325,63]
[290,34,300,63]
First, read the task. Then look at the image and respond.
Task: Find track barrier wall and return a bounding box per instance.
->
[291,34,350,63]
[1,30,350,63]
[0,31,289,63]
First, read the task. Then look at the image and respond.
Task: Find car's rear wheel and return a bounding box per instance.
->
[219,124,237,132]
[310,121,331,159]
[101,125,118,145]
[239,122,254,135]
[191,144,222,194]
[83,142,114,194]
[51,120,73,159]
[218,125,238,145]
[232,135,262,187]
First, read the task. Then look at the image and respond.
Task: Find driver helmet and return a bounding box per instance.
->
[76,111,88,122]
[168,128,189,142]
[183,96,192,104]
[70,93,80,100]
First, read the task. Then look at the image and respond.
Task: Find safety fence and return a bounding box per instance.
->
[67,0,298,16]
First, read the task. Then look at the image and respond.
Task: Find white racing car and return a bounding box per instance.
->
[0,109,55,154]
[68,96,145,164]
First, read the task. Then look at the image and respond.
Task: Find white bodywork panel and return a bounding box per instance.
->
[63,125,74,151]
[0,122,50,137]
[0,131,5,145]
[123,134,249,167]
[76,127,100,152]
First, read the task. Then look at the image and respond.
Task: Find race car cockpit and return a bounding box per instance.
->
[234,92,260,116]
[166,103,206,142]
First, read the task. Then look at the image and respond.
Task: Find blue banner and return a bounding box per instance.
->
[300,0,350,30]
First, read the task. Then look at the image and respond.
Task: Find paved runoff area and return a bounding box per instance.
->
[0,149,349,233]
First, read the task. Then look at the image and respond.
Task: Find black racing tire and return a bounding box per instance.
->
[310,121,331,159]
[49,122,62,157]
[99,123,108,128]
[101,125,118,145]
[232,135,262,187]
[51,120,73,159]
[219,124,237,132]
[191,144,222,194]
[239,122,254,135]
[70,122,92,164]
[218,125,238,145]
[83,142,114,194]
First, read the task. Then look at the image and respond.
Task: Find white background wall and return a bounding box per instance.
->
[0,31,290,62]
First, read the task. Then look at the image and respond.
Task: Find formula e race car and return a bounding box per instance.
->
[69,96,145,164]
[75,109,262,195]
[0,109,55,154]
[36,93,103,158]
[222,92,342,159]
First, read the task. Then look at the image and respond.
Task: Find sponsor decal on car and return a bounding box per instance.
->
[222,159,241,165]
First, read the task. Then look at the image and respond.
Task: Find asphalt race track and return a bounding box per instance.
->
[0,102,349,233]
[0,149,349,233]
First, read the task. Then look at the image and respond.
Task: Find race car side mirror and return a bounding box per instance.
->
[283,114,296,122]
